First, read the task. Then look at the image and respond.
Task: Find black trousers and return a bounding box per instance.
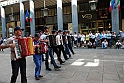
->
[68,43,74,54]
[57,45,68,60]
[10,57,27,83]
[53,46,63,62]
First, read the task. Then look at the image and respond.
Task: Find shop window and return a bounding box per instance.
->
[85,3,89,11]
[66,6,71,14]
[35,11,38,18]
[63,6,67,14]
[37,11,41,18]
[79,4,85,12]
[55,8,57,15]
[48,9,52,16]
[51,9,55,16]
[79,3,90,12]
[92,22,96,28]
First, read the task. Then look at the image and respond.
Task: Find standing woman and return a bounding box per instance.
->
[33,33,43,80]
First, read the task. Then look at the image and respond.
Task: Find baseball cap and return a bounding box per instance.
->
[14,26,24,31]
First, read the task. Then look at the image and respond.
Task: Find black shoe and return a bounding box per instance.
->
[35,77,40,80]
[73,53,76,55]
[39,75,43,78]
[46,68,51,71]
[60,61,65,64]
[54,66,61,70]
[54,66,61,69]
[65,58,69,60]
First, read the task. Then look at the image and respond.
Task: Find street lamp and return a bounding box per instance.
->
[41,0,49,17]
[89,0,98,10]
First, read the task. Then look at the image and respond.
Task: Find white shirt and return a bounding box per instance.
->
[102,41,108,47]
[56,34,63,45]
[91,35,96,39]
[73,34,78,41]
[81,35,85,41]
[89,33,92,38]
[40,33,48,40]
[116,42,122,45]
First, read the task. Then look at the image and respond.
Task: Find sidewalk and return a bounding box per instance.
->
[0,48,124,83]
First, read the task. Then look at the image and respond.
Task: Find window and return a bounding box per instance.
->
[66,6,71,14]
[48,9,52,16]
[37,11,41,18]
[51,9,55,16]
[35,11,38,18]
[55,8,57,15]
[63,6,67,14]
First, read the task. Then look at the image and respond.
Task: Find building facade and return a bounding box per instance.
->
[0,0,124,37]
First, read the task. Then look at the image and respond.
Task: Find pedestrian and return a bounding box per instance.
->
[0,26,27,83]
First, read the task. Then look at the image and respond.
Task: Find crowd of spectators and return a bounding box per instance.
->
[72,30,124,49]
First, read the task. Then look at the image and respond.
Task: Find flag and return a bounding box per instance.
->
[30,11,33,22]
[116,0,120,11]
[25,10,29,22]
[109,0,115,12]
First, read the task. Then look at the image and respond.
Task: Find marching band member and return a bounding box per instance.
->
[40,26,61,71]
[64,31,72,59]
[39,30,45,62]
[56,30,69,61]
[67,31,76,55]
[33,33,43,80]
[0,26,27,83]
[52,30,65,64]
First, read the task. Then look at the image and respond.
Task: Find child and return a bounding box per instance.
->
[102,39,108,49]
[87,41,92,48]
[116,40,122,49]
[33,33,43,80]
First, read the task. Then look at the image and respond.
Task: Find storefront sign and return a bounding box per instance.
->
[82,14,92,19]
[1,0,19,6]
[1,0,28,6]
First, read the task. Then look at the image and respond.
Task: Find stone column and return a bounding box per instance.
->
[30,0,35,35]
[112,0,119,34]
[57,0,63,30]
[20,1,25,36]
[1,6,6,38]
[72,0,78,34]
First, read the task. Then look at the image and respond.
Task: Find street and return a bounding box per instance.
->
[0,48,124,83]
